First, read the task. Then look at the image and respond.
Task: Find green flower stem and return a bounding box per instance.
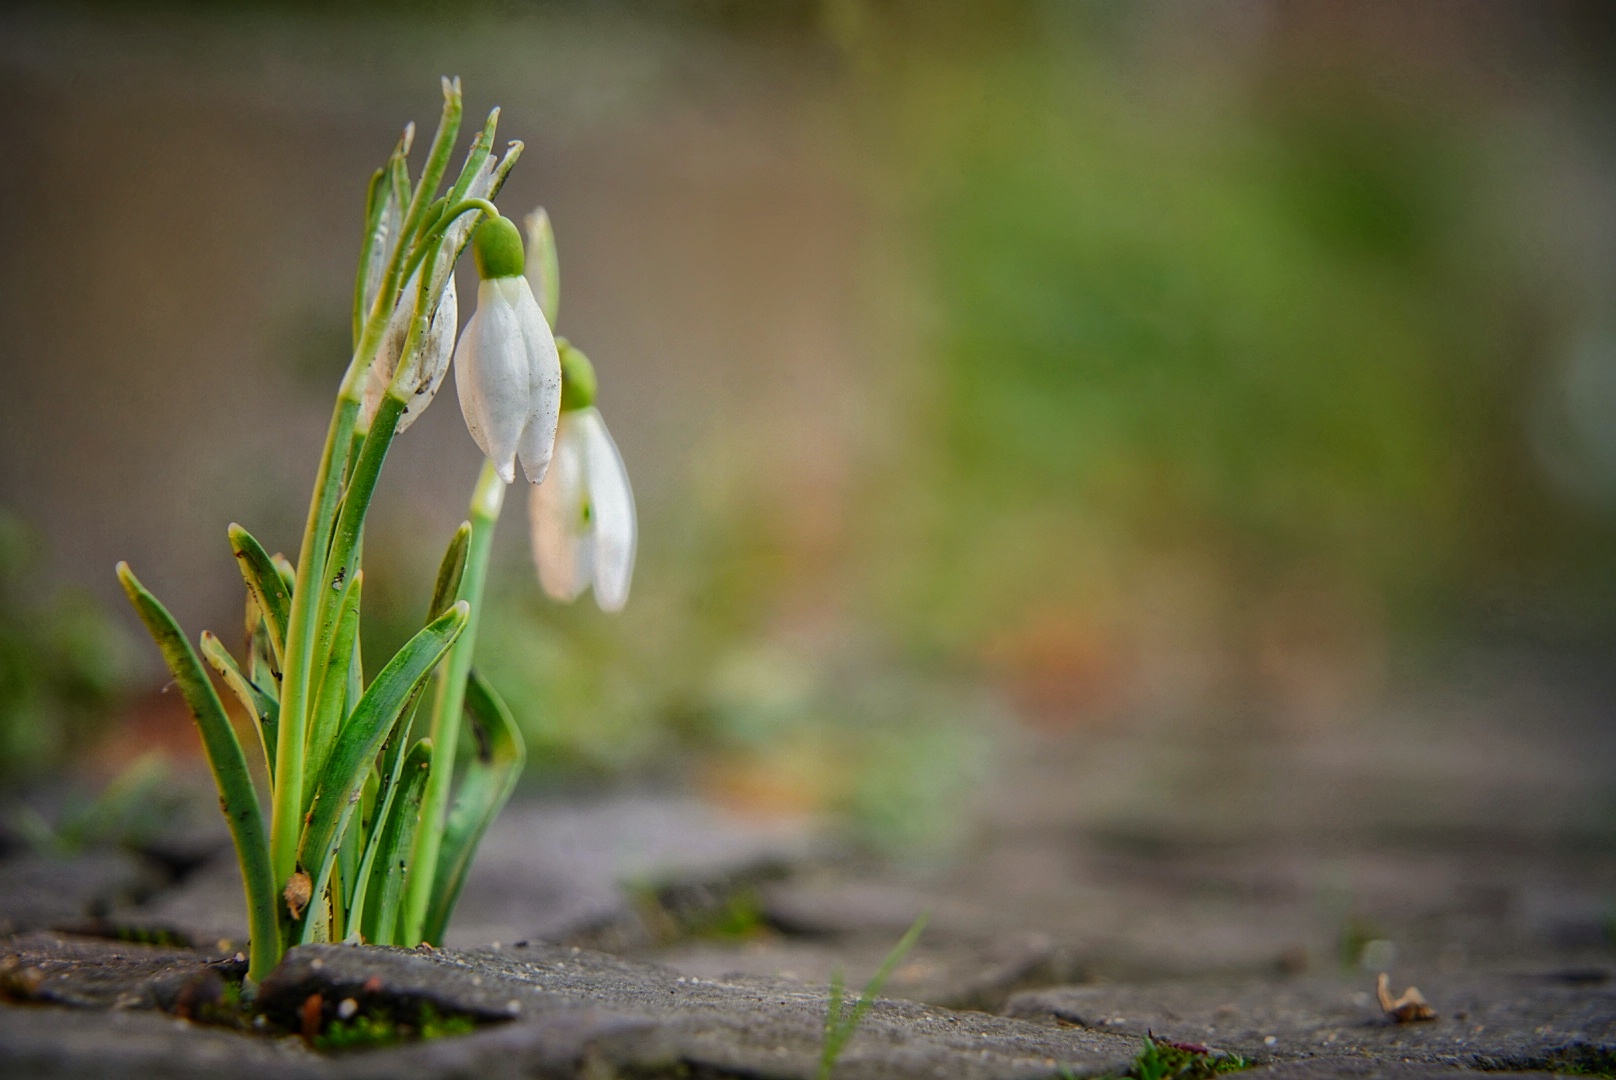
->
[401,458,504,944]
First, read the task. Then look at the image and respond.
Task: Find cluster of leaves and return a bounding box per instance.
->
[116,80,526,986]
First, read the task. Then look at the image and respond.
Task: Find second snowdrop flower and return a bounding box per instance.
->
[454,215,562,484]
[530,343,636,612]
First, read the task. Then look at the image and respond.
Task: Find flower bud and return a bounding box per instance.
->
[472,215,525,280]
[557,339,597,412]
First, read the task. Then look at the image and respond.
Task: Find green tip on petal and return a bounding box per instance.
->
[558,340,597,411]
[472,215,525,280]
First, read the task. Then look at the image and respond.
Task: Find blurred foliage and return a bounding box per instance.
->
[8,753,183,855]
[852,15,1616,675]
[0,510,131,777]
[345,4,1616,847]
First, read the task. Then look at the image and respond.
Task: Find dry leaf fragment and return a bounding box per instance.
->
[284,870,313,921]
[1377,972,1436,1022]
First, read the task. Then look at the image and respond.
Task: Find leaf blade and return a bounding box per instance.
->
[295,601,468,927]
[117,563,280,983]
[228,524,292,671]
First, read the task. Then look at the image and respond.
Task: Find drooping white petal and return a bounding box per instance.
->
[577,408,636,612]
[454,280,527,483]
[399,274,457,432]
[510,277,562,484]
[365,274,459,434]
[365,278,458,430]
[529,416,590,603]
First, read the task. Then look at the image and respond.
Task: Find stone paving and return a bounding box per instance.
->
[2,646,1614,1077]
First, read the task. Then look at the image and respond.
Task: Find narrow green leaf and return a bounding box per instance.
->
[296,601,468,927]
[117,563,281,984]
[199,631,278,784]
[362,739,432,946]
[271,553,296,597]
[421,669,526,945]
[228,524,291,671]
[305,568,363,796]
[428,523,471,622]
[347,716,412,936]
[245,607,279,707]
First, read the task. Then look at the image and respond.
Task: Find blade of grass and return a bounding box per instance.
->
[817,911,929,1080]
[117,563,280,984]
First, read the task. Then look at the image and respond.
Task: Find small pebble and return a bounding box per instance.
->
[1264,1036,1278,1046]
[337,998,358,1020]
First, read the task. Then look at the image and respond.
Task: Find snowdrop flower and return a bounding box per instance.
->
[453,215,562,484]
[530,343,636,611]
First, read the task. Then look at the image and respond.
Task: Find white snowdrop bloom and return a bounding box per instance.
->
[530,404,636,612]
[453,217,562,484]
[361,272,457,433]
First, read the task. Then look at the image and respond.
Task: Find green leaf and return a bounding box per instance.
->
[296,601,468,931]
[245,606,280,706]
[228,524,291,672]
[347,716,412,937]
[271,554,296,596]
[428,523,471,622]
[360,738,432,945]
[117,563,280,984]
[199,631,278,784]
[421,669,526,945]
[305,568,363,796]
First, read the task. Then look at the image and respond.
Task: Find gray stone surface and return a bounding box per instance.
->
[1005,969,1616,1071]
[256,941,1141,1079]
[0,852,166,937]
[651,929,1057,1012]
[1243,1064,1563,1080]
[0,1005,326,1080]
[442,794,822,950]
[0,931,238,1011]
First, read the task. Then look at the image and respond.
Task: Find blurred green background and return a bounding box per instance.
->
[3,1,1616,851]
